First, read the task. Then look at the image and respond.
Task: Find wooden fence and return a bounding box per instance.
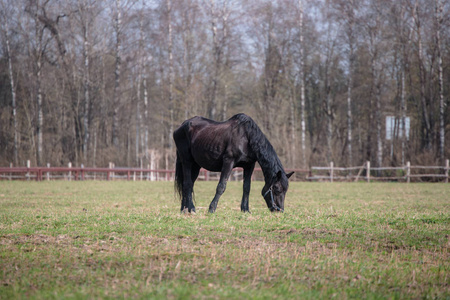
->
[0,161,307,182]
[0,160,448,183]
[309,160,449,183]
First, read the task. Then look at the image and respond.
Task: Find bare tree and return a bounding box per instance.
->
[298,0,307,168]
[0,1,18,165]
[435,0,445,163]
[363,0,387,168]
[76,0,93,163]
[179,0,202,119]
[111,0,122,148]
[167,0,174,150]
[204,0,231,120]
[341,0,356,168]
[322,2,338,163]
[27,0,46,166]
[397,0,413,165]
[412,0,432,151]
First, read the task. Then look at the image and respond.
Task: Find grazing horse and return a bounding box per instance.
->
[173,113,294,213]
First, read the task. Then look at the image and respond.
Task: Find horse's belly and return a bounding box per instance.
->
[191,146,224,172]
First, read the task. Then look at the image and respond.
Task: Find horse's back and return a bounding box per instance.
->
[173,114,255,171]
[173,116,225,159]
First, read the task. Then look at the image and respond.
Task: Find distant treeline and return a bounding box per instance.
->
[0,0,448,168]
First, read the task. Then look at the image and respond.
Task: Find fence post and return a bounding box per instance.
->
[165,153,169,181]
[9,163,12,181]
[366,161,370,183]
[445,159,449,184]
[150,150,156,181]
[46,163,50,181]
[406,161,411,183]
[27,160,31,181]
[81,164,85,181]
[330,161,334,183]
[68,162,72,181]
[108,162,114,181]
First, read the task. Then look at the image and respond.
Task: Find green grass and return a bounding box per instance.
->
[0,181,449,299]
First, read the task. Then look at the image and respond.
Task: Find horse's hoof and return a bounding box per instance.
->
[270,207,283,213]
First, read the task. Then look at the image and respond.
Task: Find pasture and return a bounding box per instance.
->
[0,181,449,299]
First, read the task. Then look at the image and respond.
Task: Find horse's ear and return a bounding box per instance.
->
[286,171,294,179]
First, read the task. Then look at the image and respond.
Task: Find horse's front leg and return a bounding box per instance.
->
[241,163,255,213]
[209,160,234,213]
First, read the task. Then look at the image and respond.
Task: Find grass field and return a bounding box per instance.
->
[0,181,449,299]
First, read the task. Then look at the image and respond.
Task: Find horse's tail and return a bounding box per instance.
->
[174,151,183,201]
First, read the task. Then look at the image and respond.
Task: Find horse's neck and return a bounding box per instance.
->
[247,123,281,185]
[255,148,280,185]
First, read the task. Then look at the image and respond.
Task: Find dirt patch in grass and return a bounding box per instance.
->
[0,233,72,246]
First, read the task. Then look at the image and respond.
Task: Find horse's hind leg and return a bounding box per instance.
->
[181,162,196,213]
[188,163,201,211]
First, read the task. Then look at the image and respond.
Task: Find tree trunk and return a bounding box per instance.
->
[413,1,432,150]
[136,3,145,166]
[289,80,296,168]
[35,4,44,166]
[346,2,355,168]
[324,17,334,164]
[326,86,333,163]
[347,73,353,167]
[401,7,408,166]
[143,75,149,162]
[371,48,383,168]
[401,68,407,165]
[373,59,383,168]
[112,0,122,148]
[376,81,383,168]
[298,0,306,168]
[136,63,142,166]
[2,14,19,165]
[136,84,141,166]
[182,4,193,120]
[167,0,174,151]
[436,0,445,163]
[82,0,90,163]
[209,0,219,120]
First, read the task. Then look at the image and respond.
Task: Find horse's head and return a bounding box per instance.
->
[262,171,294,212]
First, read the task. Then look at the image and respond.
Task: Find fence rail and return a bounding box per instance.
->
[0,163,308,182]
[0,160,448,183]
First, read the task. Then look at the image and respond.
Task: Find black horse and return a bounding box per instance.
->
[173,113,294,213]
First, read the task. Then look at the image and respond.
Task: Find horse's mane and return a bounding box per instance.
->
[231,114,287,186]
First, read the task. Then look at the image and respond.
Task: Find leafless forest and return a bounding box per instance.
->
[0,0,448,170]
